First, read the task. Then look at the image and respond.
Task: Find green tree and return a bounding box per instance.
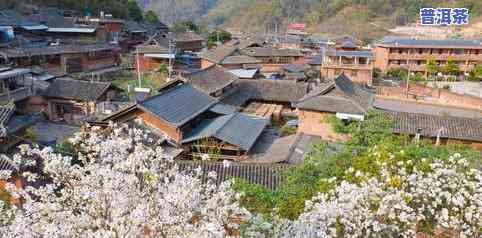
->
[127,0,144,22]
[443,57,461,76]
[207,29,232,47]
[386,67,408,81]
[467,65,482,81]
[144,10,160,23]
[426,57,439,79]
[171,20,201,33]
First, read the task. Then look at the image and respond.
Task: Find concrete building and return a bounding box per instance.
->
[321,50,373,84]
[374,38,482,76]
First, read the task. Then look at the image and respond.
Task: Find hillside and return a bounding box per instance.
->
[200,0,482,42]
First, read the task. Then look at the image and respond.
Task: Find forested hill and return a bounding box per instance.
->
[202,0,482,40]
[5,0,482,40]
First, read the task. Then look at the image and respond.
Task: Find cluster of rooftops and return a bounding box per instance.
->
[0,5,481,188]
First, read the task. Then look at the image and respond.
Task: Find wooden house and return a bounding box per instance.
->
[240,47,304,73]
[0,67,33,104]
[1,43,121,76]
[31,77,121,122]
[101,80,268,160]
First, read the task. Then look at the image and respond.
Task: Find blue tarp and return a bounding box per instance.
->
[0,26,14,43]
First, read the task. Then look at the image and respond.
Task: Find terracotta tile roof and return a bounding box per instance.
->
[176,161,289,190]
[385,111,482,142]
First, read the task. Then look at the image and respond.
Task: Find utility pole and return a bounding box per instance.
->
[168,32,175,82]
[406,61,411,98]
[136,47,141,88]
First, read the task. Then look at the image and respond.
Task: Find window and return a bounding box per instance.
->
[351,70,358,77]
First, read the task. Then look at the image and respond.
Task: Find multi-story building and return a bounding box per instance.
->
[374,38,482,76]
[321,50,373,84]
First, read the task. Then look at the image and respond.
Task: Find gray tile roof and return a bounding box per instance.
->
[182,112,269,151]
[385,111,482,142]
[183,65,238,95]
[241,47,303,57]
[200,46,238,64]
[209,103,238,115]
[172,31,204,42]
[176,161,289,190]
[0,156,17,172]
[1,43,119,58]
[221,55,260,65]
[295,95,366,114]
[140,82,218,127]
[307,55,322,65]
[379,37,482,48]
[43,78,113,101]
[282,64,305,73]
[334,73,373,110]
[221,79,309,106]
[0,9,33,26]
[373,98,482,119]
[326,50,373,58]
[0,100,15,137]
[294,74,374,114]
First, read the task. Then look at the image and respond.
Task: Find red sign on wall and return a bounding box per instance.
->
[288,23,306,30]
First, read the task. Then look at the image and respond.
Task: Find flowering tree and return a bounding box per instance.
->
[0,124,250,238]
[274,154,481,238]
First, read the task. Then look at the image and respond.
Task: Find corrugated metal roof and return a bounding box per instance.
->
[0,68,31,80]
[140,83,218,127]
[20,25,49,31]
[46,28,96,33]
[144,53,175,59]
[229,69,259,79]
[182,112,268,151]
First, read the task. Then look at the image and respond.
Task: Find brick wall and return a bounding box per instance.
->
[136,55,169,73]
[377,83,482,111]
[139,111,182,143]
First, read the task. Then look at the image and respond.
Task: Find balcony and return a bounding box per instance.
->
[322,63,373,70]
[0,87,32,104]
[388,53,482,61]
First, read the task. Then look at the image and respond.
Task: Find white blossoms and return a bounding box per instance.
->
[275,155,482,238]
[0,124,250,238]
